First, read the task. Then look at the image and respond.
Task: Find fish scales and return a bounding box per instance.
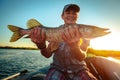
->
[45,27,64,42]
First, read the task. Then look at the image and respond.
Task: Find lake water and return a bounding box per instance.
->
[0,49,52,79]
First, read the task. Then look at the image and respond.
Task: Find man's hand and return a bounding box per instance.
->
[62,25,82,46]
[62,25,86,61]
[30,27,46,49]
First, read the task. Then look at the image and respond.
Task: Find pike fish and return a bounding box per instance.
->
[8,19,111,42]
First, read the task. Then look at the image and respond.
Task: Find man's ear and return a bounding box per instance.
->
[61,15,64,20]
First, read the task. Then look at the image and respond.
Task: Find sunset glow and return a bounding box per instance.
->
[90,30,120,50]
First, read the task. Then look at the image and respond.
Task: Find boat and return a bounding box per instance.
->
[2,56,120,80]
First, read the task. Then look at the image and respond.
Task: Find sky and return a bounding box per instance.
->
[0,0,120,50]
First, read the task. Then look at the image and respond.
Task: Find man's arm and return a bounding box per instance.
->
[38,42,58,58]
[30,27,54,58]
[62,26,87,61]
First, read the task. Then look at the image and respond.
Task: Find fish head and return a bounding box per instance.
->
[90,27,111,39]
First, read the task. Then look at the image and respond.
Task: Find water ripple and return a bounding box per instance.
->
[0,49,52,79]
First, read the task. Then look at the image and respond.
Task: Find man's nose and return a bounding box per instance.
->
[69,13,74,17]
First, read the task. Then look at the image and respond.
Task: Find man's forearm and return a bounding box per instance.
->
[36,43,52,58]
[40,48,52,58]
[36,43,46,49]
[70,44,86,61]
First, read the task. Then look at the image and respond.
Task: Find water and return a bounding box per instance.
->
[0,49,52,79]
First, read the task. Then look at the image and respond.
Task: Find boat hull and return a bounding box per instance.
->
[2,56,120,80]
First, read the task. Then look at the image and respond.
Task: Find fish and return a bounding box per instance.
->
[8,19,111,42]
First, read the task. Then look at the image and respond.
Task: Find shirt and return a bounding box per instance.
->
[51,42,87,72]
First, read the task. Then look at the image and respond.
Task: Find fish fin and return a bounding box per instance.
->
[27,18,43,29]
[8,25,22,32]
[8,25,24,42]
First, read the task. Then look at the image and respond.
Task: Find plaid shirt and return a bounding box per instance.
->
[45,68,97,80]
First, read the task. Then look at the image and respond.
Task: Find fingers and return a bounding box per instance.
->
[62,26,82,39]
[74,25,82,38]
[62,27,74,42]
[30,27,46,44]
[68,27,75,38]
[62,28,70,41]
[62,25,83,45]
[30,27,38,43]
[41,29,46,41]
[34,27,40,43]
[62,31,67,42]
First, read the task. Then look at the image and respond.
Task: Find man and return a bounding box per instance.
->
[30,4,97,80]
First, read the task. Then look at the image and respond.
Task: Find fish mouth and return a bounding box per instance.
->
[103,28,111,33]
[99,28,111,37]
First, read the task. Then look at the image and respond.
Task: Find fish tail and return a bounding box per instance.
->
[8,25,24,42]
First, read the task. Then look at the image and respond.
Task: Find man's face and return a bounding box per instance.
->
[62,10,79,24]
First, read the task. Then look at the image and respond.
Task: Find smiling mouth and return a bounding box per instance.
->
[67,17,76,22]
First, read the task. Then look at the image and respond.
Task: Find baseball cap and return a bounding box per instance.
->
[62,4,80,13]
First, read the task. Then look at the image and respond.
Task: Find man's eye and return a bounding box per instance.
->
[66,12,70,14]
[73,13,77,15]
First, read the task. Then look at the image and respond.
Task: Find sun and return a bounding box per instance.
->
[90,30,120,50]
